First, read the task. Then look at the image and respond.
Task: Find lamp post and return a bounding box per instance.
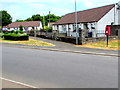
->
[49,11,50,23]
[75,0,79,45]
[43,14,45,30]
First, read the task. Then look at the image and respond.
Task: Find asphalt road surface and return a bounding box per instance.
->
[2,46,118,88]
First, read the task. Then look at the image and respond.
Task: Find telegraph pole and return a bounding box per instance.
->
[49,11,50,23]
[75,0,79,45]
[43,14,45,30]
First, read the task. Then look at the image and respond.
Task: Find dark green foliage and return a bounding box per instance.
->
[15,20,25,22]
[31,14,42,21]
[15,14,61,27]
[15,31,19,34]
[3,31,9,34]
[25,18,33,21]
[19,25,23,31]
[44,14,61,26]
[44,26,52,32]
[0,10,12,26]
[19,31,24,34]
[10,30,15,33]
[4,33,29,40]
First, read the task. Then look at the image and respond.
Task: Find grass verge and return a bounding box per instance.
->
[76,40,120,50]
[0,38,55,47]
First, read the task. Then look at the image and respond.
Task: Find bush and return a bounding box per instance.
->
[10,30,15,33]
[3,31,9,34]
[0,33,4,37]
[19,30,24,34]
[15,31,19,34]
[19,25,23,31]
[44,26,52,32]
[3,32,29,41]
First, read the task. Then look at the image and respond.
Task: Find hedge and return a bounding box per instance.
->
[4,33,29,41]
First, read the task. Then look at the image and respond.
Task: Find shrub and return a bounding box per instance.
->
[15,31,19,34]
[0,33,4,37]
[3,32,29,41]
[19,25,23,31]
[19,31,24,34]
[3,31,9,34]
[10,30,15,33]
[44,26,52,32]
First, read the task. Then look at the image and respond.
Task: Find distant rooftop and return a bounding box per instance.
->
[7,21,41,28]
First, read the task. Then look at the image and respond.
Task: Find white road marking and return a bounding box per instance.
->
[0,77,37,88]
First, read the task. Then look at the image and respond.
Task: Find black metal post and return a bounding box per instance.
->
[107,35,109,47]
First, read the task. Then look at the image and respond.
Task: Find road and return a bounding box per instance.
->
[2,46,118,88]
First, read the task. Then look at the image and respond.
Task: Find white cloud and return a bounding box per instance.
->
[0,0,119,22]
[0,0,60,3]
[81,0,119,8]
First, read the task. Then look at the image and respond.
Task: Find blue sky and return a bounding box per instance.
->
[0,0,119,21]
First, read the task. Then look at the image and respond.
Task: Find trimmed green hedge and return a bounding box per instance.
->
[3,33,29,41]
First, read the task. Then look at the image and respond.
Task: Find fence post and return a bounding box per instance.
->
[34,30,36,37]
[79,29,83,45]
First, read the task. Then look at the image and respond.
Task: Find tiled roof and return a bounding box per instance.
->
[54,4,115,25]
[8,21,40,28]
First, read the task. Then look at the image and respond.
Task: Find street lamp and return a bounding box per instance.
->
[75,0,79,45]
[43,14,45,30]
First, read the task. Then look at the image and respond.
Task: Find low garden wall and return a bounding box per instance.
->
[81,36,118,44]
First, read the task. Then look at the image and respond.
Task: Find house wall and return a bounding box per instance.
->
[9,22,42,31]
[97,7,115,37]
[118,1,120,25]
[53,6,117,38]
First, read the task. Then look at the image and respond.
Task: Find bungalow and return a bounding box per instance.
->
[118,1,120,24]
[5,21,42,31]
[53,3,119,38]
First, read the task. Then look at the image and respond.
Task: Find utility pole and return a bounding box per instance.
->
[49,11,50,23]
[43,14,45,30]
[48,11,50,27]
[75,0,79,45]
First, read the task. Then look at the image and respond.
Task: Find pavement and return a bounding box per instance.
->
[1,36,119,57]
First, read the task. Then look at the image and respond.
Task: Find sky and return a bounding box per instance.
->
[0,0,119,21]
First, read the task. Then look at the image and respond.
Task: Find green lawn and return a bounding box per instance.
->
[77,40,119,50]
[0,38,55,47]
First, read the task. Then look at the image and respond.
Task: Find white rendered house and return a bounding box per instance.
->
[53,3,119,38]
[6,21,42,31]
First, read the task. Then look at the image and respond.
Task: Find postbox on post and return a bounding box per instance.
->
[105,26,111,47]
[105,26,111,35]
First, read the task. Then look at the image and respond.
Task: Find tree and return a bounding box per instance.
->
[16,20,25,22]
[25,18,33,21]
[0,10,12,26]
[44,14,61,25]
[19,25,23,31]
[31,14,42,21]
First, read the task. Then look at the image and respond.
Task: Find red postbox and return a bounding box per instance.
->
[105,26,111,35]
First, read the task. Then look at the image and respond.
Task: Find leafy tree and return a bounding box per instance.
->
[19,25,23,31]
[13,13,61,29]
[31,14,42,21]
[44,14,61,25]
[0,10,12,26]
[25,18,33,21]
[16,20,25,22]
